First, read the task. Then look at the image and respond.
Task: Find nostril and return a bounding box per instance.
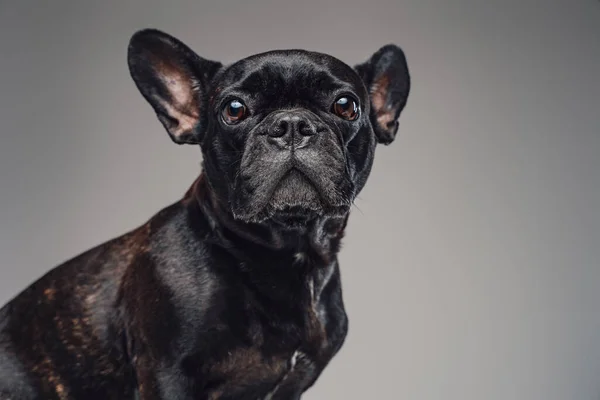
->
[269,120,288,138]
[298,120,315,136]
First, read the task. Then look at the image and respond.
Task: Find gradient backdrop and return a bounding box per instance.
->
[1,1,599,399]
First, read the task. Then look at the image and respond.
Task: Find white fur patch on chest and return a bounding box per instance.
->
[262,350,301,400]
[293,252,306,264]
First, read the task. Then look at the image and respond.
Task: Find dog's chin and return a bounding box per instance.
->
[233,169,350,228]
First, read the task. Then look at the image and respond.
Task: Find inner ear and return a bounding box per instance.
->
[127,29,222,145]
[355,44,410,145]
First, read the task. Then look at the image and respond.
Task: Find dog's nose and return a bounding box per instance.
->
[267,111,317,149]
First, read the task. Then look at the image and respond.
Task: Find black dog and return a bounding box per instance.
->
[0,29,410,399]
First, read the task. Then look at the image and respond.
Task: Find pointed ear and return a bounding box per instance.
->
[355,44,410,145]
[127,29,222,145]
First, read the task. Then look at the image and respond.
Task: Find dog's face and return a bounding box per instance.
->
[128,29,410,228]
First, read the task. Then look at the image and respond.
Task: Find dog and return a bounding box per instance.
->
[0,28,410,399]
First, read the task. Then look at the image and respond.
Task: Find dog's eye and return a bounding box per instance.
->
[332,97,359,121]
[222,99,248,124]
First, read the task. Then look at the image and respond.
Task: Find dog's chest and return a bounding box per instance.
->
[198,272,336,399]
[203,346,319,400]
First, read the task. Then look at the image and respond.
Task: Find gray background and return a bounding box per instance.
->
[1,0,599,399]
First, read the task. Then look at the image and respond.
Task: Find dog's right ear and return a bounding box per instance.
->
[127,29,222,145]
[354,44,410,146]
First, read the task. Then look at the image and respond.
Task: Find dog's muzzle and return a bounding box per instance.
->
[232,108,352,223]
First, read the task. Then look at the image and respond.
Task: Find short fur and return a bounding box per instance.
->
[0,29,410,399]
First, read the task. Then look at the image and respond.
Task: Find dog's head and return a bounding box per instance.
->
[128,29,410,228]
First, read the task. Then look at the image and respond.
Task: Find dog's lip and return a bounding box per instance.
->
[273,167,321,198]
[231,153,355,223]
[232,168,325,222]
[231,196,352,224]
[282,166,311,183]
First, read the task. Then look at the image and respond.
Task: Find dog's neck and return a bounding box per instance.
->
[184,173,348,266]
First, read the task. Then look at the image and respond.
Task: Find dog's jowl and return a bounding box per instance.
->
[0,29,410,399]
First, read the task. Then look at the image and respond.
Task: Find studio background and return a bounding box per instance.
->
[1,1,599,399]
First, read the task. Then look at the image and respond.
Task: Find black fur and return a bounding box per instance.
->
[0,28,410,399]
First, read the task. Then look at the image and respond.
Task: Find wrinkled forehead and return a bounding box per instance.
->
[216,50,367,101]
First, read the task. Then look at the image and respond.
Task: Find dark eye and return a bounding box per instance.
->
[332,96,359,121]
[222,99,248,124]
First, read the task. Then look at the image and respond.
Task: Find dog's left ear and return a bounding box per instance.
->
[355,45,410,145]
[127,29,222,145]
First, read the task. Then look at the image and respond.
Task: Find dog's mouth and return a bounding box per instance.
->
[268,168,322,209]
[231,167,351,225]
[264,168,324,226]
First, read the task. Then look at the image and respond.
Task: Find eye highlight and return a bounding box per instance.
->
[222,99,248,124]
[332,96,359,121]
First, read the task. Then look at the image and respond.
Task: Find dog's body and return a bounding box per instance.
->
[0,29,410,399]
